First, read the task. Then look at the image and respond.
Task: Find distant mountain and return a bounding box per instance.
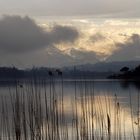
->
[0,61,140,80]
[63,61,140,72]
[0,66,111,80]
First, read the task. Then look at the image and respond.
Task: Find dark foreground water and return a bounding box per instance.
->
[0,79,139,140]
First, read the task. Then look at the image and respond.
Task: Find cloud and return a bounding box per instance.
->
[70,49,99,64]
[0,15,79,54]
[107,34,140,61]
[90,33,106,43]
[50,25,79,44]
[36,47,99,67]
[1,15,140,67]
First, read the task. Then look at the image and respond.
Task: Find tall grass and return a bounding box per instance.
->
[0,74,139,140]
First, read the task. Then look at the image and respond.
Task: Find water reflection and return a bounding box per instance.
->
[0,79,139,140]
[120,80,140,90]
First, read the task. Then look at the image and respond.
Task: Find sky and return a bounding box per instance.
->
[0,0,140,17]
[0,0,140,67]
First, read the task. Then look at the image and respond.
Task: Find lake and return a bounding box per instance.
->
[0,79,139,140]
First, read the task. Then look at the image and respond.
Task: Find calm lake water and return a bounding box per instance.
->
[0,79,139,140]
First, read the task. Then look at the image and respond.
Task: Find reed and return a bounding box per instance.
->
[0,73,139,140]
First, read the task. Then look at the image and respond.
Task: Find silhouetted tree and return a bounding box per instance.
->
[56,69,62,76]
[134,65,140,72]
[48,71,53,76]
[120,67,129,73]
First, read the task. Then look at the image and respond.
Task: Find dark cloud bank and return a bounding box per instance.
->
[0,15,79,54]
[107,34,140,61]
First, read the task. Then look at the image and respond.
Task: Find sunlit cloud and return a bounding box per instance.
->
[49,18,140,62]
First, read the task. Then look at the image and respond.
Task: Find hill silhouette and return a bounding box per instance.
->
[0,66,111,80]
